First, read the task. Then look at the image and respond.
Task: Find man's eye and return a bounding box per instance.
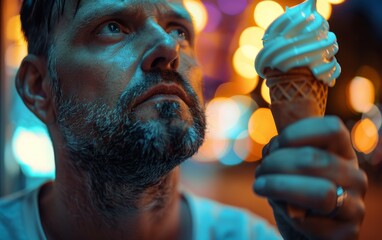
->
[98,22,123,35]
[175,29,187,41]
[169,27,191,46]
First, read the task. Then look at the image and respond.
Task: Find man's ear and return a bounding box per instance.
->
[16,54,55,124]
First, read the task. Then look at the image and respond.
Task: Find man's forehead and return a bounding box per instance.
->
[65,0,188,21]
[74,0,184,9]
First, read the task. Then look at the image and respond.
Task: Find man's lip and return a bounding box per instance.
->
[132,84,193,109]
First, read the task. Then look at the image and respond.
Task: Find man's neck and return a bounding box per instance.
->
[38,167,188,240]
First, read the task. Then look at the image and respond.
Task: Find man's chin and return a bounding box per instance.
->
[58,96,205,192]
[131,100,193,124]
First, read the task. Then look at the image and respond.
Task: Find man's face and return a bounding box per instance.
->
[54,0,203,117]
[49,0,206,208]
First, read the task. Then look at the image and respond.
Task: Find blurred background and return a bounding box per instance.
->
[1,0,381,239]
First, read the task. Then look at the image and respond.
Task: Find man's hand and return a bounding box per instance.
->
[254,116,368,240]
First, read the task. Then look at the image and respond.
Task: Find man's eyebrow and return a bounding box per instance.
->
[73,5,139,31]
[72,3,193,32]
[163,6,193,24]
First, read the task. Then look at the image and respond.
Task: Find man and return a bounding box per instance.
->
[0,0,367,239]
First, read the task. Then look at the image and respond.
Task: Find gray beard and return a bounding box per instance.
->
[53,71,206,223]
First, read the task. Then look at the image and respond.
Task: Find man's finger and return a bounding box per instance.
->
[257,147,368,196]
[254,175,337,214]
[279,116,356,161]
[262,136,280,157]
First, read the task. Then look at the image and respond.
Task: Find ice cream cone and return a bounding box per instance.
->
[255,0,339,220]
[264,67,328,133]
[264,67,329,219]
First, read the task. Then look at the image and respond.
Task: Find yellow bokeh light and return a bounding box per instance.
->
[347,76,375,113]
[325,0,345,5]
[206,97,241,139]
[351,119,379,154]
[6,15,25,44]
[254,1,284,29]
[261,80,271,104]
[5,43,27,68]
[317,0,332,19]
[215,77,259,97]
[248,108,278,145]
[184,0,208,33]
[233,45,259,79]
[239,26,265,49]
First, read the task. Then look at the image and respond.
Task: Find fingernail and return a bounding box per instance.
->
[254,178,266,194]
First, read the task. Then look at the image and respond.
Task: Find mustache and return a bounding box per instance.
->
[118,70,200,111]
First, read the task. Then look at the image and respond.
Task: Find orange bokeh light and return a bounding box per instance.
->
[347,76,375,113]
[351,118,379,154]
[248,108,278,145]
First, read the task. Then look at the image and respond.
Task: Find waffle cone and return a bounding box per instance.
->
[264,67,328,133]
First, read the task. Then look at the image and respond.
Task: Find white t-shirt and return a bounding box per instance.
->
[0,183,281,240]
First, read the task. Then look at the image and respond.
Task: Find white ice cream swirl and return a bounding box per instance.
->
[255,0,341,86]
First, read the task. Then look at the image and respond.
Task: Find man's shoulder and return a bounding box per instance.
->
[184,192,282,240]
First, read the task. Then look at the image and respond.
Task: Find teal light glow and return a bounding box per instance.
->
[12,126,55,178]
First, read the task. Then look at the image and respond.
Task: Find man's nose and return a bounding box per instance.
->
[141,22,180,72]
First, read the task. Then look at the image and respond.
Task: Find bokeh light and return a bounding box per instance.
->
[230,95,258,116]
[12,127,55,178]
[317,0,332,19]
[5,43,27,68]
[325,0,345,4]
[217,0,247,16]
[351,118,379,154]
[248,108,278,145]
[203,2,223,32]
[5,15,27,68]
[357,65,381,89]
[184,0,208,33]
[219,146,244,166]
[6,15,24,44]
[193,137,229,162]
[347,76,375,113]
[245,139,265,162]
[233,130,264,162]
[254,1,284,29]
[233,45,259,79]
[261,80,271,104]
[363,105,382,131]
[239,26,265,49]
[233,130,252,160]
[205,97,241,139]
[214,76,259,97]
[228,95,258,138]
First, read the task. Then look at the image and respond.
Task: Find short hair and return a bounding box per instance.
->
[20,0,81,57]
